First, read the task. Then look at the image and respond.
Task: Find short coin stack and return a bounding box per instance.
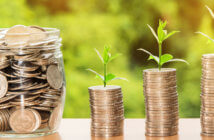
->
[143,68,179,136]
[89,85,124,137]
[201,54,214,136]
[0,25,65,134]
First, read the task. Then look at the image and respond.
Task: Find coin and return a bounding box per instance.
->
[47,65,63,89]
[48,104,62,130]
[5,25,30,45]
[0,74,8,98]
[28,26,47,43]
[9,109,41,133]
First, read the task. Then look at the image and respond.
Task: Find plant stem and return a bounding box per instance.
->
[104,63,107,87]
[158,43,162,71]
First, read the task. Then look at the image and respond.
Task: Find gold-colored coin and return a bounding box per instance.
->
[9,109,41,133]
[28,26,47,43]
[0,74,8,98]
[48,105,63,130]
[47,65,63,89]
[5,25,30,45]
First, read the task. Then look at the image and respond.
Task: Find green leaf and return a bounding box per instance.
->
[147,24,159,42]
[105,73,116,83]
[207,39,213,44]
[94,48,104,63]
[160,54,173,66]
[138,48,159,64]
[157,20,167,43]
[165,59,189,65]
[86,69,104,81]
[164,31,180,40]
[112,77,128,81]
[109,53,121,62]
[206,5,214,19]
[103,45,110,64]
[196,32,214,42]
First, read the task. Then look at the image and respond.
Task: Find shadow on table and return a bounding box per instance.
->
[91,136,124,140]
[146,135,179,140]
[202,136,214,140]
[0,132,62,140]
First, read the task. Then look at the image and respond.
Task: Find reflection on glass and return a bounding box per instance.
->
[91,135,124,140]
[0,132,62,140]
[202,135,214,140]
[146,135,179,140]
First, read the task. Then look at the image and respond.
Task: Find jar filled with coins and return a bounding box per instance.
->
[0,25,66,137]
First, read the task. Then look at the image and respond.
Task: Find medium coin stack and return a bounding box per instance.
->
[143,68,179,136]
[201,54,214,136]
[0,25,65,134]
[88,85,124,137]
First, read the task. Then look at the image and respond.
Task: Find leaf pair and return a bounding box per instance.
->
[138,48,188,66]
[95,45,121,65]
[87,46,127,87]
[148,20,179,44]
[196,6,214,43]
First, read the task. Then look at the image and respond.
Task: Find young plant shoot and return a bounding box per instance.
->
[196,6,214,42]
[87,46,126,87]
[138,20,188,70]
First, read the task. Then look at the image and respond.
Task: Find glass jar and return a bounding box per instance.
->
[0,25,66,137]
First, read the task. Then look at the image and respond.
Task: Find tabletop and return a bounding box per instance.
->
[0,119,213,140]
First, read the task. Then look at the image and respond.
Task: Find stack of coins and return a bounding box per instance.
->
[201,54,214,136]
[0,25,65,134]
[143,68,179,136]
[88,86,124,137]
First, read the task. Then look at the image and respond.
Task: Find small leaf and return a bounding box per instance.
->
[95,48,104,63]
[206,5,214,19]
[148,55,159,64]
[86,69,104,81]
[147,24,159,42]
[164,31,180,40]
[109,53,121,62]
[112,77,128,81]
[160,54,173,66]
[103,45,110,64]
[157,20,167,43]
[138,48,159,64]
[105,73,116,83]
[165,59,189,65]
[196,32,214,42]
[207,39,213,44]
[95,75,104,81]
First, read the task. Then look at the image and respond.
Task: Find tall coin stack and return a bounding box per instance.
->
[88,86,124,137]
[143,68,179,136]
[201,54,214,136]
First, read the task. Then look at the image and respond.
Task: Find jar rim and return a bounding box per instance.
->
[0,27,60,36]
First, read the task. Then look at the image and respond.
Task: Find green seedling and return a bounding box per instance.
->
[87,45,126,87]
[196,6,214,42]
[138,20,188,70]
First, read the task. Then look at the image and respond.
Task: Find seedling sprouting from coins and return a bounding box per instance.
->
[138,20,188,70]
[87,46,126,87]
[196,6,214,43]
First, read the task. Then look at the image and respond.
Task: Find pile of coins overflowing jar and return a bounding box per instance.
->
[201,54,214,136]
[0,25,65,137]
[88,86,124,137]
[143,68,179,136]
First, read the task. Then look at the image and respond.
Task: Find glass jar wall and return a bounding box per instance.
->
[0,25,66,137]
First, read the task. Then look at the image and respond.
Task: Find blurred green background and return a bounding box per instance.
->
[3,0,214,118]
